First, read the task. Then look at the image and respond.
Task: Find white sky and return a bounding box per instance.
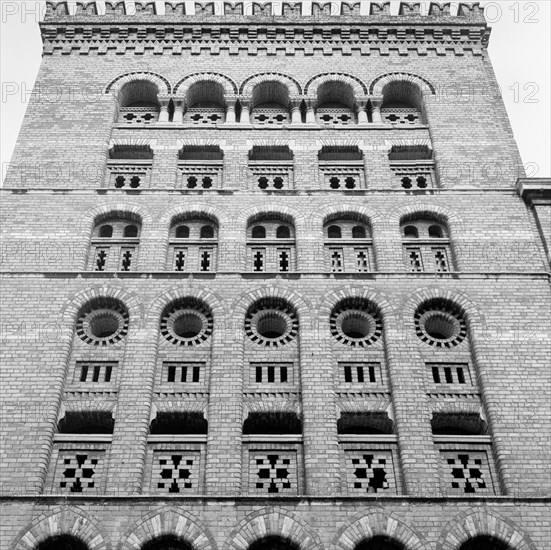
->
[1,0,550,182]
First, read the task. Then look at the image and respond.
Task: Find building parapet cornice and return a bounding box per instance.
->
[517,177,551,207]
[44,1,487,21]
[40,2,490,56]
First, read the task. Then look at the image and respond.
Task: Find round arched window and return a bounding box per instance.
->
[160,299,213,346]
[330,299,382,347]
[414,299,467,348]
[76,298,129,345]
[245,298,298,347]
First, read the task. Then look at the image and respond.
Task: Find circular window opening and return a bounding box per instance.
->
[89,312,120,338]
[161,300,213,346]
[424,313,455,340]
[245,299,298,347]
[76,299,129,345]
[173,312,204,339]
[415,300,467,348]
[341,312,370,339]
[257,313,288,339]
[330,300,382,347]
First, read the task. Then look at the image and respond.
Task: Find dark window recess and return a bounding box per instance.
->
[164,362,203,383]
[243,412,301,434]
[76,362,116,383]
[341,363,379,384]
[150,412,207,435]
[200,250,212,271]
[429,363,471,385]
[252,363,292,384]
[58,411,114,434]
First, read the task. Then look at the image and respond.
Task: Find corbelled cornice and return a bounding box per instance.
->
[40,1,490,56]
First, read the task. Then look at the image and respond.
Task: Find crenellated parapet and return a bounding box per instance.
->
[45,1,487,21]
[41,1,490,57]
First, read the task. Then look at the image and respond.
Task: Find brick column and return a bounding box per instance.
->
[105,326,158,494]
[299,318,341,496]
[382,313,441,496]
[204,310,245,495]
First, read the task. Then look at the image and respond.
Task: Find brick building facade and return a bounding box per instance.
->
[1,1,550,549]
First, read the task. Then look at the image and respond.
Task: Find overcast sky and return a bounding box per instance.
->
[1,0,550,182]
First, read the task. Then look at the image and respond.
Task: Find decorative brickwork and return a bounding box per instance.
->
[152,451,200,493]
[1,1,550,548]
[345,450,395,494]
[53,450,104,494]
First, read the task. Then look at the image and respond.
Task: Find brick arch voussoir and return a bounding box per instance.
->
[390,202,463,229]
[240,72,302,98]
[104,71,171,96]
[173,72,238,98]
[159,203,228,231]
[117,507,217,550]
[228,284,315,329]
[108,138,158,149]
[401,286,485,328]
[369,71,436,96]
[238,204,305,231]
[437,507,538,550]
[147,285,227,325]
[59,284,145,330]
[307,203,383,232]
[304,72,368,100]
[225,507,324,550]
[244,399,301,420]
[334,508,428,550]
[316,285,396,323]
[11,506,112,550]
[77,202,153,236]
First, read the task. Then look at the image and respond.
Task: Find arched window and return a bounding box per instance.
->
[388,144,435,189]
[124,224,138,238]
[184,80,226,125]
[247,216,296,272]
[400,217,452,272]
[141,535,193,550]
[250,81,291,125]
[459,536,513,550]
[175,225,190,239]
[428,224,443,238]
[249,536,299,550]
[403,225,418,238]
[98,224,113,238]
[252,225,266,239]
[381,80,424,125]
[178,145,224,190]
[168,216,218,272]
[276,225,291,239]
[355,536,406,550]
[117,79,161,124]
[248,146,294,191]
[107,144,154,189]
[200,225,215,239]
[316,81,356,125]
[88,215,141,271]
[318,146,365,190]
[327,225,342,239]
[352,225,367,238]
[323,217,372,272]
[37,535,89,550]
